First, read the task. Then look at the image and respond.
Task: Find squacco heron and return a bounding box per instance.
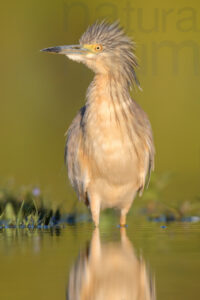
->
[41,21,155,227]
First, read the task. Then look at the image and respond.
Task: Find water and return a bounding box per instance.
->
[0,220,200,300]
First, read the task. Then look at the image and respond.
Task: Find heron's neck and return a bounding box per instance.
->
[87,73,131,106]
[84,73,135,132]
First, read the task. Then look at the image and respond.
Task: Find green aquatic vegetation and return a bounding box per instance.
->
[0,173,199,228]
[135,172,200,222]
[0,183,62,228]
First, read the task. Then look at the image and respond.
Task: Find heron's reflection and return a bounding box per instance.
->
[67,228,156,300]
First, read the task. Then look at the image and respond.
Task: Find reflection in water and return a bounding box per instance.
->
[67,228,156,300]
[0,227,61,255]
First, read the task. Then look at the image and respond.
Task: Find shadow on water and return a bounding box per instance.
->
[66,228,156,300]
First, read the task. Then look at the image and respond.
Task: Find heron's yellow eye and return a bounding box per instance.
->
[94,44,103,52]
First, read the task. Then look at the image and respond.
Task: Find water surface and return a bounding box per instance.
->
[0,220,199,300]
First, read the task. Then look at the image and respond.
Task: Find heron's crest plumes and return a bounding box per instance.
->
[80,21,140,88]
[80,21,132,49]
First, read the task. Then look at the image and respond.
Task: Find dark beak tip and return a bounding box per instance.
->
[40,47,61,53]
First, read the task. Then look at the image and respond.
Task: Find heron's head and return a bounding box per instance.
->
[41,21,139,86]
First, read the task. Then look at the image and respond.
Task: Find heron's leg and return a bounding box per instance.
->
[120,200,134,227]
[89,192,100,227]
[120,193,136,227]
[120,208,128,227]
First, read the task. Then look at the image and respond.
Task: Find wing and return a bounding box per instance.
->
[142,114,155,192]
[131,101,155,196]
[65,106,87,201]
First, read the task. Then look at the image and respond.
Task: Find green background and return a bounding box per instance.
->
[0,0,200,209]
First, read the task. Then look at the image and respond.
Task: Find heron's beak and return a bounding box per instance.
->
[40,45,88,55]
